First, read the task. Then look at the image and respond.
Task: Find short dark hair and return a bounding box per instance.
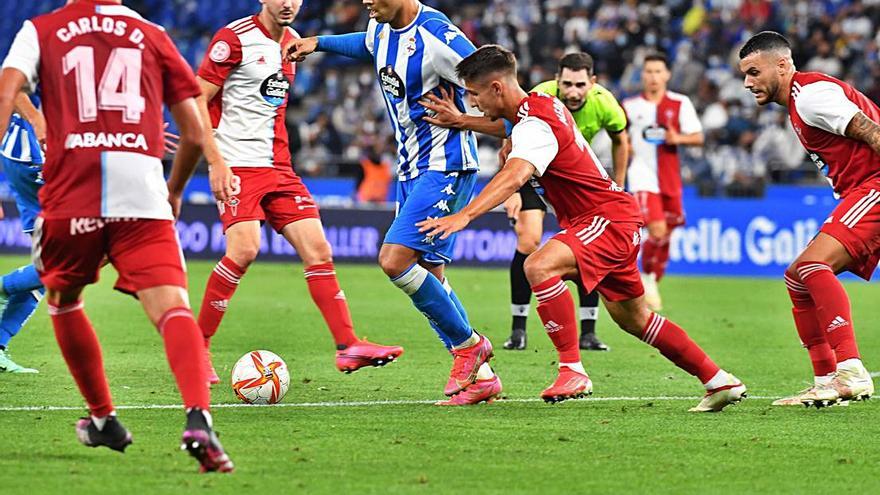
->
[558,52,594,76]
[739,31,791,59]
[643,52,668,69]
[456,44,517,83]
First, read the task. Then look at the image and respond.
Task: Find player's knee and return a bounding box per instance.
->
[378,248,408,278]
[647,224,667,241]
[226,244,260,268]
[523,253,551,285]
[300,239,333,266]
[516,235,541,254]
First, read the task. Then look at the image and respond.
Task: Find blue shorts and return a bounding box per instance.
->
[1,156,43,234]
[384,170,477,264]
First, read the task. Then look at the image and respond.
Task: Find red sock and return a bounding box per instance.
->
[532,277,580,363]
[159,308,210,411]
[642,313,720,383]
[796,262,861,362]
[304,262,358,348]
[785,271,836,376]
[653,236,671,281]
[640,238,657,275]
[198,256,246,341]
[49,302,114,417]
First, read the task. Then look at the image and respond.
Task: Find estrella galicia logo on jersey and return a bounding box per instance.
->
[642,124,667,145]
[260,71,290,107]
[379,65,405,100]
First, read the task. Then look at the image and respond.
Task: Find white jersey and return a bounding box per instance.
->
[198,16,297,169]
[365,3,479,180]
[624,91,701,195]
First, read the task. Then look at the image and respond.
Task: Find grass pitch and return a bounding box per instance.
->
[0,255,878,494]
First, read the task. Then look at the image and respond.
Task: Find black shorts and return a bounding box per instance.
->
[518,181,547,212]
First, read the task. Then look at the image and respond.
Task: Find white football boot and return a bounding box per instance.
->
[831,360,874,402]
[689,374,747,412]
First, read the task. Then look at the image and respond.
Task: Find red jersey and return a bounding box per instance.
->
[197,16,297,169]
[0,0,200,219]
[508,92,642,229]
[788,71,880,197]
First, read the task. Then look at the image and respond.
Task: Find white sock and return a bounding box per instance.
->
[476,362,494,380]
[560,361,586,376]
[815,374,834,386]
[91,411,116,431]
[703,369,730,391]
[837,358,864,371]
[452,332,480,350]
[579,307,598,321]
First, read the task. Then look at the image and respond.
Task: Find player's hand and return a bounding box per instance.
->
[416,213,470,240]
[163,122,180,154]
[503,192,522,221]
[0,203,5,219]
[497,138,512,164]
[167,191,182,220]
[209,163,237,202]
[286,37,319,63]
[33,113,47,153]
[420,86,463,128]
[664,128,680,146]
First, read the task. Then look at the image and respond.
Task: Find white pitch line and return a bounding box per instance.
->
[0,395,778,412]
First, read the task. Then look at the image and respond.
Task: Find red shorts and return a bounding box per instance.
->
[32,217,187,294]
[219,167,319,232]
[634,191,685,228]
[819,180,880,280]
[553,218,644,302]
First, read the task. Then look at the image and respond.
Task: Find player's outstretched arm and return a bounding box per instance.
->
[288,33,371,62]
[420,86,507,138]
[417,158,536,239]
[845,111,880,155]
[166,97,204,219]
[0,69,27,144]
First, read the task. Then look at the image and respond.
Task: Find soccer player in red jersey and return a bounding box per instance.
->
[419,45,746,412]
[623,53,704,311]
[190,0,402,381]
[739,31,876,406]
[0,0,232,471]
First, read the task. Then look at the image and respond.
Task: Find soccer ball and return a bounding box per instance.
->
[231,350,290,405]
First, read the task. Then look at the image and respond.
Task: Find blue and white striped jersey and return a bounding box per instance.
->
[365,4,478,180]
[0,93,43,165]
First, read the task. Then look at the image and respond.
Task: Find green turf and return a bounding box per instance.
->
[0,255,877,494]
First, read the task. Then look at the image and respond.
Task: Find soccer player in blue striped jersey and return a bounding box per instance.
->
[0,91,47,373]
[289,0,501,405]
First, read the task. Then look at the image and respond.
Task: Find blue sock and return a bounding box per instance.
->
[391,264,473,347]
[442,277,470,328]
[2,265,43,295]
[0,287,43,348]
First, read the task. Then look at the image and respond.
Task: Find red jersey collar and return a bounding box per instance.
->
[513,95,531,124]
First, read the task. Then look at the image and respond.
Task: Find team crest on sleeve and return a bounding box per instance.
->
[379,65,405,100]
[260,71,291,107]
[209,41,231,63]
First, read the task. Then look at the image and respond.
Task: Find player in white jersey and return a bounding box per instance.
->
[623,53,703,311]
[288,0,501,406]
[189,0,403,383]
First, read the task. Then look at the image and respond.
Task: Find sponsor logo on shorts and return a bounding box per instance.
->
[69,217,133,235]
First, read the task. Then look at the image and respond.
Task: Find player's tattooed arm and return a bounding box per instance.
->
[845,111,880,155]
